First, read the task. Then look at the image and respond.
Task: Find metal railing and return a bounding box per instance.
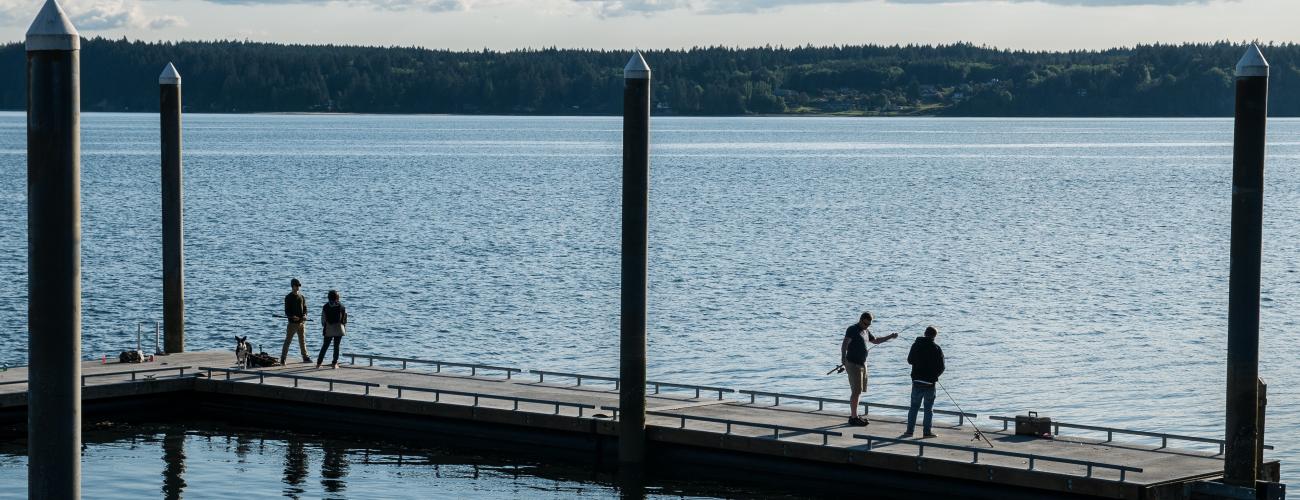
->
[0,379,30,386]
[531,369,620,388]
[988,416,1273,454]
[852,433,1143,482]
[530,369,734,400]
[81,366,190,385]
[199,366,380,394]
[647,380,734,400]
[739,389,975,425]
[645,409,844,445]
[389,384,597,416]
[343,353,522,379]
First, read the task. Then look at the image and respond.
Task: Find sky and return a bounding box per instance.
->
[0,0,1295,51]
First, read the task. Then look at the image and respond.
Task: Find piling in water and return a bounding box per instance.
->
[160,62,185,354]
[1224,43,1268,488]
[619,52,651,468]
[25,0,82,497]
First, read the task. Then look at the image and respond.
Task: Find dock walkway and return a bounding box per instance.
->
[0,350,1265,499]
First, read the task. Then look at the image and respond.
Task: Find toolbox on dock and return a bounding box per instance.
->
[1015,411,1053,437]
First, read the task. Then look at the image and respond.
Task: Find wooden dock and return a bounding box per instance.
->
[0,351,1276,499]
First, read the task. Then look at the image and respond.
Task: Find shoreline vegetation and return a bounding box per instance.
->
[1,39,1297,117]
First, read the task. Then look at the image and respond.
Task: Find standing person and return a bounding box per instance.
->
[281,278,312,365]
[904,326,945,438]
[840,312,897,426]
[316,290,348,369]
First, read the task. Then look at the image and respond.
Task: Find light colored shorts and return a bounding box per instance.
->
[846,361,867,393]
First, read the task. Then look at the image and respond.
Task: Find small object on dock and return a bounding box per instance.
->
[1016,411,1053,438]
[101,355,106,364]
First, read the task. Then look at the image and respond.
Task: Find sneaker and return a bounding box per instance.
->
[302,357,312,363]
[923,433,938,439]
[901,432,914,438]
[847,417,865,426]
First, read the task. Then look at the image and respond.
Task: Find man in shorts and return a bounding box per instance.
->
[840,311,897,426]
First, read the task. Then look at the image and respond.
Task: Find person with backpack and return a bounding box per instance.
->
[315,289,348,369]
[904,326,945,438]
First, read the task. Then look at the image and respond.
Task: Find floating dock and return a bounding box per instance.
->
[0,351,1278,499]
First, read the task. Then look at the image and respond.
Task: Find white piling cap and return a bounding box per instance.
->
[624,53,651,80]
[1235,44,1269,78]
[159,62,182,85]
[26,0,79,52]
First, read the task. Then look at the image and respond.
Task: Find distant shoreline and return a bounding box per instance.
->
[0,109,1251,119]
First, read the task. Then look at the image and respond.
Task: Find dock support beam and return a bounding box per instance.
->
[160,62,184,354]
[1225,43,1268,489]
[25,1,82,498]
[619,52,651,469]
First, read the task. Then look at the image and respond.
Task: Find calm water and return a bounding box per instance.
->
[0,422,793,499]
[0,113,1298,489]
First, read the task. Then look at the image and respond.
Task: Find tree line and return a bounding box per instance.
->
[0,39,1296,116]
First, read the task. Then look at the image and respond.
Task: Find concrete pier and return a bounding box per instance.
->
[0,351,1277,500]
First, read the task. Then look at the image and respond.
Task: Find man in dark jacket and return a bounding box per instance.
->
[280,278,311,365]
[904,326,945,438]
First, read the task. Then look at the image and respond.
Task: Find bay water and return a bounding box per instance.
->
[0,113,1297,492]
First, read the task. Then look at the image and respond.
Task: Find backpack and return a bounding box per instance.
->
[323,303,346,325]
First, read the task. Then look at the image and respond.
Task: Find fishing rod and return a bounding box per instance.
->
[826,318,929,375]
[937,381,995,448]
[273,314,314,322]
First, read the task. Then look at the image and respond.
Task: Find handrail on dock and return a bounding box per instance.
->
[647,409,843,445]
[81,366,190,385]
[198,366,380,394]
[531,369,620,388]
[738,389,975,425]
[987,415,1274,454]
[342,353,521,379]
[852,433,1143,483]
[647,380,735,400]
[530,368,734,400]
[388,384,596,416]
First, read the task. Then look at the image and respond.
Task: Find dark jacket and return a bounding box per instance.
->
[907,337,945,384]
[284,292,307,323]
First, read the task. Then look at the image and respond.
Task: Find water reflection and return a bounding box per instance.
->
[283,438,309,498]
[320,440,349,494]
[160,429,185,500]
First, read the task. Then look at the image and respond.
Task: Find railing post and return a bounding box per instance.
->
[159,62,184,354]
[1256,377,1267,479]
[618,52,651,471]
[1225,43,1268,488]
[26,2,81,497]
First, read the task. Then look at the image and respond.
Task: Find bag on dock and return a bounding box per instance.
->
[118,350,144,363]
[1015,411,1052,438]
[247,351,278,368]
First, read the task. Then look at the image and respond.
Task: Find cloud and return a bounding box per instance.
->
[0,0,186,30]
[574,0,1224,16]
[195,0,513,12]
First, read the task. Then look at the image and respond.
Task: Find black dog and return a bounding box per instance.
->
[234,336,251,368]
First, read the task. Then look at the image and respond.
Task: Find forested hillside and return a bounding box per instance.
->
[1,39,1296,116]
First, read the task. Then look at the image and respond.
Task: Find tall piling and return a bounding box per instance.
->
[159,62,184,354]
[1224,43,1268,488]
[619,52,651,469]
[25,0,81,498]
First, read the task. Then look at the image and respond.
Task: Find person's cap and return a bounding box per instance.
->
[291,278,301,287]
